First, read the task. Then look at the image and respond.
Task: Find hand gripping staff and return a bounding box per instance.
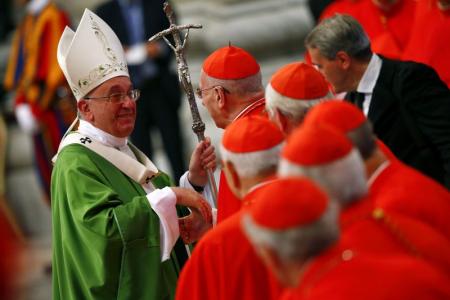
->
[148,2,218,206]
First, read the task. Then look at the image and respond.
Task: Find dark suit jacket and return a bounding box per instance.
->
[348,57,450,188]
[95,0,175,82]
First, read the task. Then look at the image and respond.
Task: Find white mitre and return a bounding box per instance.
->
[57,8,129,101]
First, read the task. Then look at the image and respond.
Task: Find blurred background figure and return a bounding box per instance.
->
[0,0,24,240]
[0,0,15,39]
[0,214,25,300]
[0,1,26,299]
[318,0,416,59]
[402,0,450,88]
[95,0,186,181]
[3,0,76,203]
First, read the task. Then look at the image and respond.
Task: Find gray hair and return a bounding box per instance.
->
[201,70,264,97]
[305,14,372,60]
[242,200,340,262]
[278,149,368,206]
[220,143,283,178]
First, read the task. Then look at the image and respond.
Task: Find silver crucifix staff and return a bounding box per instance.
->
[148,2,218,206]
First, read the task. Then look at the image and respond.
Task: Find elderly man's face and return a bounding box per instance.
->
[198,72,226,129]
[79,76,136,138]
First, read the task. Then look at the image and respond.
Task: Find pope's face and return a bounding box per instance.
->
[308,48,349,94]
[79,76,136,138]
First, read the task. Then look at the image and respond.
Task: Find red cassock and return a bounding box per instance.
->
[340,196,410,255]
[369,160,450,240]
[175,210,283,300]
[358,0,416,59]
[320,0,363,21]
[402,0,450,88]
[280,244,450,300]
[216,98,268,223]
[340,190,450,275]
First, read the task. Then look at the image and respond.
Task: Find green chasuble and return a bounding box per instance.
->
[51,143,183,300]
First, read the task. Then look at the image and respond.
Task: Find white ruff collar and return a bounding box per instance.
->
[78,119,128,148]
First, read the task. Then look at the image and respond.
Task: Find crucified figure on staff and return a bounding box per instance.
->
[148,2,218,206]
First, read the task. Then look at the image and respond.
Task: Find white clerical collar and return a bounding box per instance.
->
[367,160,391,187]
[246,177,277,195]
[27,0,50,15]
[357,54,382,94]
[233,97,265,122]
[78,119,128,148]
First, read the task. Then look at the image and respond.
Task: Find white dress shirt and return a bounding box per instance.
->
[357,54,383,116]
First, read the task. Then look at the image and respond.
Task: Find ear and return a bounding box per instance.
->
[214,86,227,109]
[223,160,242,197]
[335,50,351,70]
[77,100,94,122]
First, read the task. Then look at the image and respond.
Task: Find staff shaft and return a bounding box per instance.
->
[149,2,218,205]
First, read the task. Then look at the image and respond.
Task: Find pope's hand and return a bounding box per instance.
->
[171,187,213,243]
[178,208,213,244]
[171,187,212,223]
[188,137,217,187]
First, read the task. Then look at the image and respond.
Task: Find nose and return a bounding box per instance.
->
[121,96,136,108]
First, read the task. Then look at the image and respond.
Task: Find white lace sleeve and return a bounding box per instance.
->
[146,187,179,262]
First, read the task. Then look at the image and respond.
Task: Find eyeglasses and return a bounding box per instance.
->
[195,85,229,99]
[84,89,141,103]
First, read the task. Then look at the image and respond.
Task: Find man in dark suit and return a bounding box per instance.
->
[96,0,186,181]
[305,14,450,189]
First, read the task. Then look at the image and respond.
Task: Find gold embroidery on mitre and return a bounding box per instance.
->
[75,14,128,95]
